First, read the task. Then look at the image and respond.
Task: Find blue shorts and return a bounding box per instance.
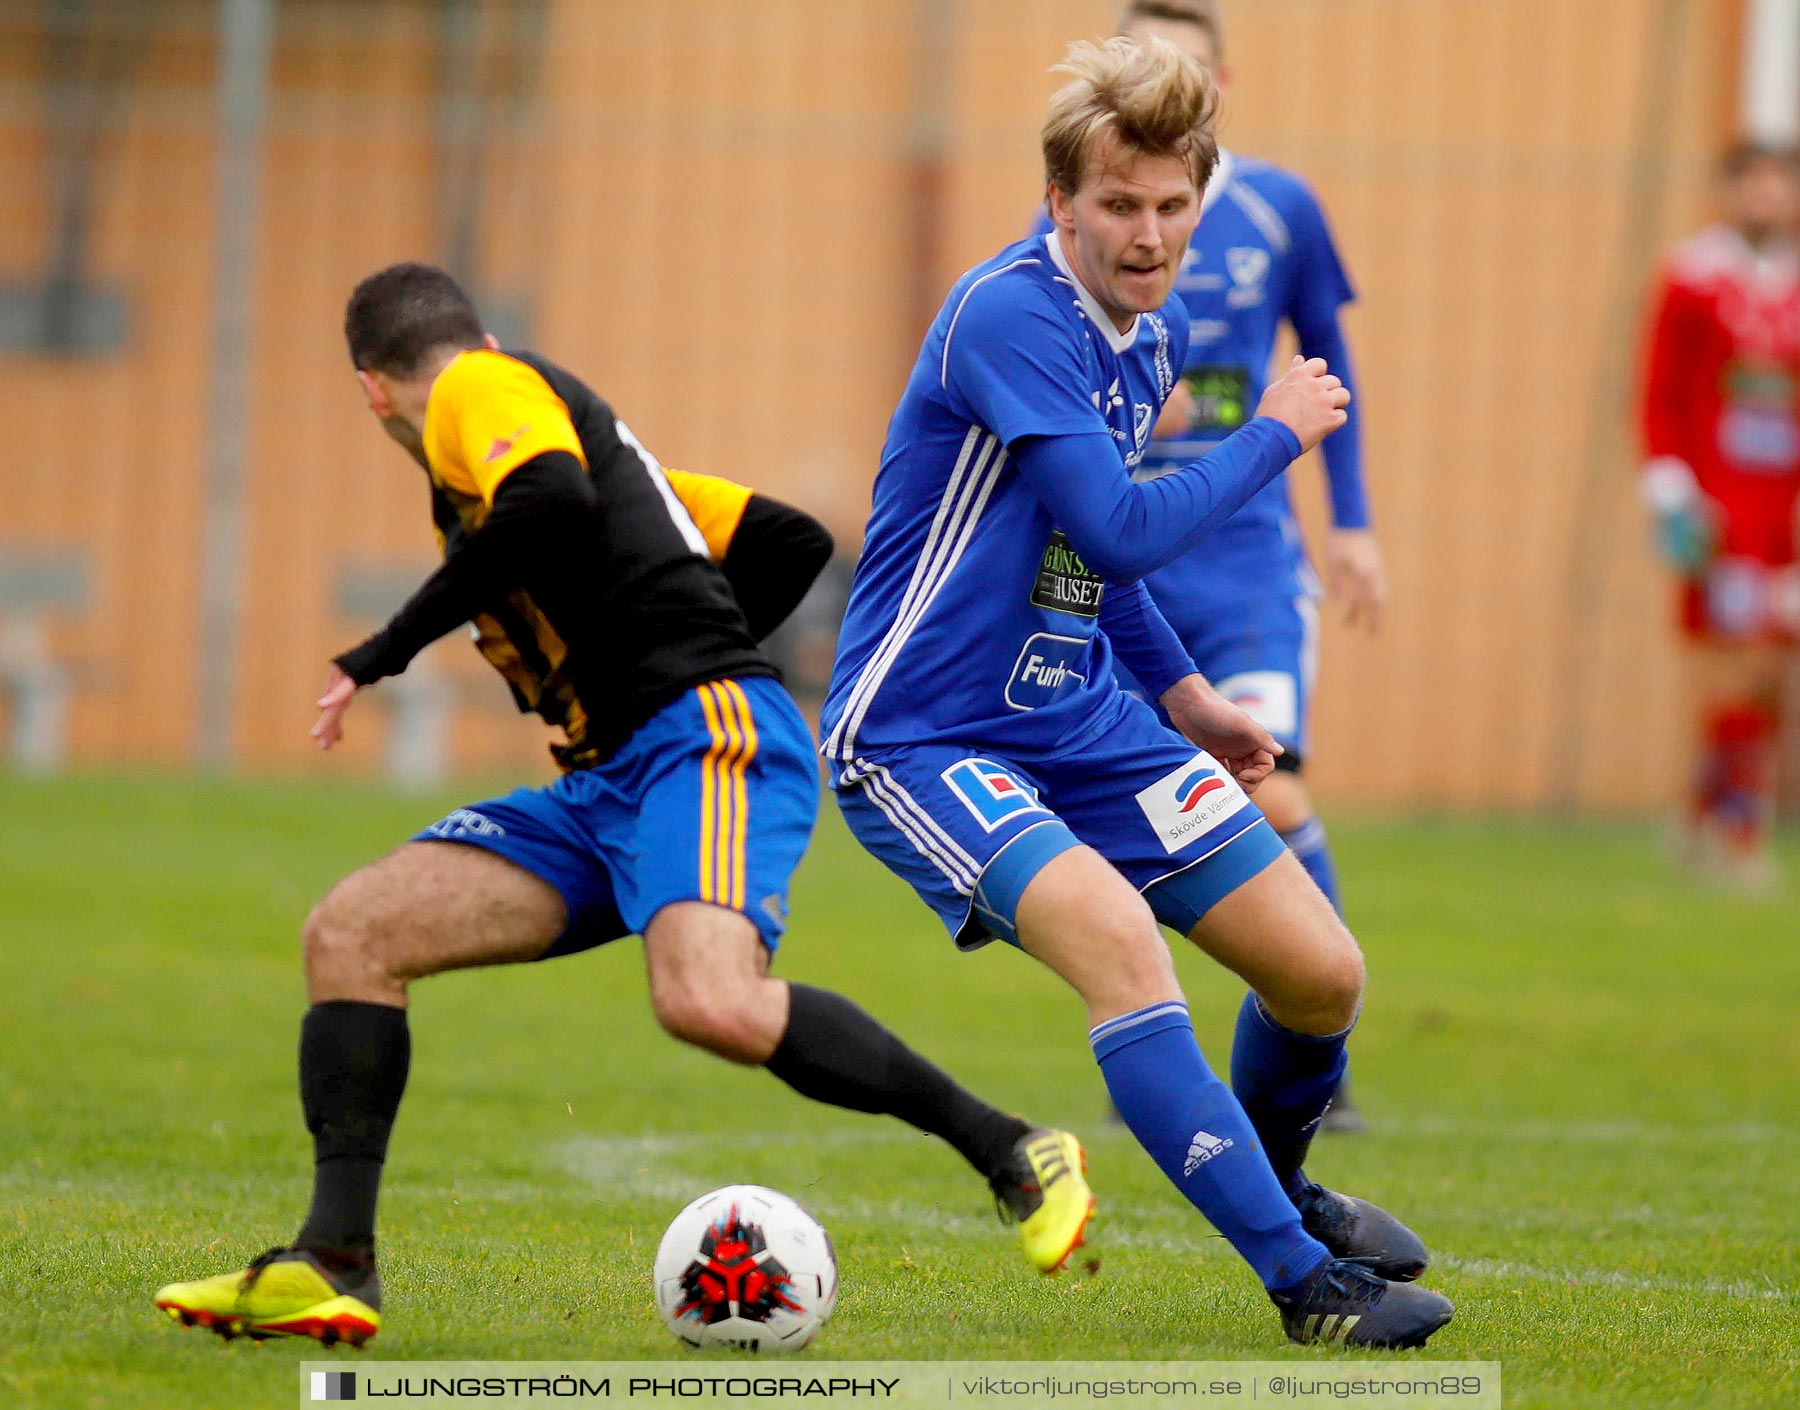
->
[414,676,818,957]
[833,689,1285,949]
[1120,591,1319,761]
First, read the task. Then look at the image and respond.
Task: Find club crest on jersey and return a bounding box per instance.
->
[483,423,531,463]
[1226,247,1269,308]
[1135,753,1250,855]
[1133,401,1156,449]
[942,758,1049,833]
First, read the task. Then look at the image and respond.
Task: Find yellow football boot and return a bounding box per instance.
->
[990,1127,1095,1274]
[155,1247,381,1346]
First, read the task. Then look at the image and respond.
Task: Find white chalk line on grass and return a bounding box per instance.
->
[1437,1256,1792,1302]
[1367,1116,1798,1147]
[553,1134,1795,1303]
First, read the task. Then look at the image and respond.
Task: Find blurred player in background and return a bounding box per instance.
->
[1036,0,1380,1126]
[1638,142,1800,887]
[153,264,1092,1348]
[824,35,1450,1347]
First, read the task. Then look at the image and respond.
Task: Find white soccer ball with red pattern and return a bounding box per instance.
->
[653,1185,838,1353]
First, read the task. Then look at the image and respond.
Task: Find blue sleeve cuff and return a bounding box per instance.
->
[1254,416,1304,463]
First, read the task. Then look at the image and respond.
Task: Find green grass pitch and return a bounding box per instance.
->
[1,774,1796,1408]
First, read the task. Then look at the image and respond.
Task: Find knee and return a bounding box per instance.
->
[302,884,391,988]
[650,970,778,1064]
[1089,902,1182,1013]
[1276,936,1365,1036]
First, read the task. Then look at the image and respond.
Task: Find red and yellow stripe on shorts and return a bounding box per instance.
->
[695,680,759,909]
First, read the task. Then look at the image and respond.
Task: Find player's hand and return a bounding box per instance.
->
[1256,355,1350,454]
[311,664,358,751]
[1159,673,1283,793]
[1154,381,1196,439]
[1638,457,1719,572]
[1324,528,1387,632]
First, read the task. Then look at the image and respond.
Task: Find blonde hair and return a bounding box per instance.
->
[1042,34,1221,198]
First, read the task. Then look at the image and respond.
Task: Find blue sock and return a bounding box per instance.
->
[1279,817,1341,912]
[1091,1001,1331,1291]
[1230,992,1351,1198]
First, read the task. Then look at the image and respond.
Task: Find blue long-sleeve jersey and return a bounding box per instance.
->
[821,233,1300,781]
[1032,151,1363,623]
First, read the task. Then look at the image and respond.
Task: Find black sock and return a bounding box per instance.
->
[764,983,1028,1181]
[293,1000,410,1258]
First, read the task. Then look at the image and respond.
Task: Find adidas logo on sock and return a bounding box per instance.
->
[1182,1128,1235,1176]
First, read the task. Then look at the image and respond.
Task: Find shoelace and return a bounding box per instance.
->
[1314,1256,1386,1309]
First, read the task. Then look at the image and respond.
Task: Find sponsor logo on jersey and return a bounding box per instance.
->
[1174,766,1229,812]
[1214,669,1299,739]
[1226,246,1269,308]
[942,758,1049,832]
[1005,633,1090,711]
[1030,531,1106,618]
[1719,404,1800,470]
[1183,1128,1235,1175]
[1182,364,1251,435]
[1135,753,1251,855]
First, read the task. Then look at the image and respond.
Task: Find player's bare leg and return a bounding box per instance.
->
[1187,849,1361,1037]
[305,840,568,1004]
[156,842,569,1345]
[1015,844,1183,1024]
[643,902,788,1061]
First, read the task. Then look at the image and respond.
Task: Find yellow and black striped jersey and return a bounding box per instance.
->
[663,469,754,561]
[411,349,773,770]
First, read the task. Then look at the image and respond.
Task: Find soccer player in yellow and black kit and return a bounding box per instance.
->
[153,263,1091,1347]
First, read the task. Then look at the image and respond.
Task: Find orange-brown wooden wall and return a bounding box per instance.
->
[0,0,1743,808]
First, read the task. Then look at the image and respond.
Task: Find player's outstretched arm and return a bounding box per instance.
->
[314,452,593,747]
[1012,358,1347,582]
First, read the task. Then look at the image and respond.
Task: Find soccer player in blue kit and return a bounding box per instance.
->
[821,36,1452,1346]
[1108,0,1384,1129]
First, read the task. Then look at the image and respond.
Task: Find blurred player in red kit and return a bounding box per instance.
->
[1638,142,1800,885]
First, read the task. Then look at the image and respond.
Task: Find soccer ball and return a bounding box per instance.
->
[653,1185,838,1353]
